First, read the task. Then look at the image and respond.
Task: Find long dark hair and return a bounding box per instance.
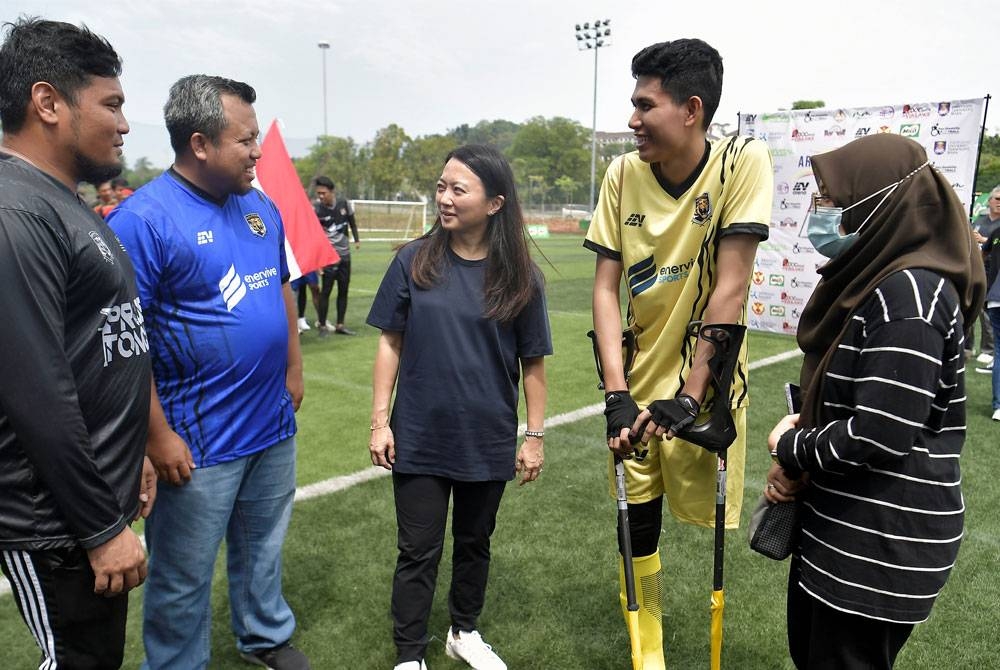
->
[411,144,540,323]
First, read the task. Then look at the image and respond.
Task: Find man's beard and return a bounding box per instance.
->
[76,150,123,186]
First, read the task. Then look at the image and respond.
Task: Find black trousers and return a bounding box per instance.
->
[391,473,506,663]
[318,256,352,325]
[787,557,914,669]
[295,281,318,319]
[1,546,129,669]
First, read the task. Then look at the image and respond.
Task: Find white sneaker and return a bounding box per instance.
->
[445,628,506,670]
[976,363,993,374]
[297,317,311,333]
[392,661,427,670]
[976,352,994,365]
[992,409,1000,422]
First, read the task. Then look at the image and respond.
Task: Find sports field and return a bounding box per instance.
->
[3,236,997,669]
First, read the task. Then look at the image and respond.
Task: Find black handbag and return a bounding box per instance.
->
[747,495,801,560]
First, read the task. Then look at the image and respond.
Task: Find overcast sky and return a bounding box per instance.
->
[5,0,995,167]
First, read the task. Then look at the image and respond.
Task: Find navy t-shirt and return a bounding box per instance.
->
[367,240,552,481]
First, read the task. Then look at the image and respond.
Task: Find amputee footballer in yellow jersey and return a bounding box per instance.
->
[586,37,772,670]
[587,137,772,525]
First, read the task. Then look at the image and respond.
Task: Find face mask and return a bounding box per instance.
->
[805,160,930,259]
[806,206,856,258]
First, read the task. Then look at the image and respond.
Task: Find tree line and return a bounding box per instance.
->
[292,117,633,207]
[114,119,1000,207]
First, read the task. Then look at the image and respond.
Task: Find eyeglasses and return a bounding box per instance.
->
[811,192,834,211]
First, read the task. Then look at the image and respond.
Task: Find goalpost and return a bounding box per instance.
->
[352,199,428,243]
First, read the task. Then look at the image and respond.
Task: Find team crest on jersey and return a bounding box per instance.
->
[692,192,712,226]
[245,212,266,237]
[89,230,115,264]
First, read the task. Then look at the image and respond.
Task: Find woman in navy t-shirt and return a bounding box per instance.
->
[368,144,552,670]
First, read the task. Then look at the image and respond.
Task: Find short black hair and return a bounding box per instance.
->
[314,176,335,190]
[0,17,122,133]
[111,176,130,188]
[163,74,257,154]
[631,39,723,129]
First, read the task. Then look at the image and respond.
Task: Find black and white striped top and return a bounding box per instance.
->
[777,268,966,624]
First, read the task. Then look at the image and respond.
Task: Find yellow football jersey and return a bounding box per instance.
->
[585,137,773,408]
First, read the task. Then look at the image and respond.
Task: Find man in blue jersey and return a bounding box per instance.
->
[108,75,308,670]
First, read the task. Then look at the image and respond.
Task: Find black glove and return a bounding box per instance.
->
[646,394,701,435]
[604,390,640,439]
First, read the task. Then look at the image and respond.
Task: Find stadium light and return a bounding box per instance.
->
[575,19,612,214]
[318,41,331,137]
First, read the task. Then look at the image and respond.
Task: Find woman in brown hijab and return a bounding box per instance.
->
[763,134,985,669]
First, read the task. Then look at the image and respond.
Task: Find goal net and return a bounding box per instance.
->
[352,200,428,242]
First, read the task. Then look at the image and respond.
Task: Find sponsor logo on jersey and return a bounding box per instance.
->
[89,231,115,264]
[245,212,266,237]
[624,213,646,227]
[899,123,921,138]
[658,257,694,283]
[101,298,148,367]
[692,193,712,226]
[627,256,657,297]
[220,265,247,311]
[197,230,214,245]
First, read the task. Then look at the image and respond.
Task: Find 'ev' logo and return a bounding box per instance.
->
[624,213,646,227]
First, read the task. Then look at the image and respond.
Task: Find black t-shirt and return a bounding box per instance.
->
[0,153,151,550]
[367,240,552,481]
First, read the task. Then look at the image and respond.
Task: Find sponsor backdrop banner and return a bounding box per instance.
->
[740,98,986,335]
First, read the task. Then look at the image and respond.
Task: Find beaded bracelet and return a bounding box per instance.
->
[524,429,545,439]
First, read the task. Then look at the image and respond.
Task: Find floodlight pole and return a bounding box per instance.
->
[590,45,598,214]
[575,20,612,215]
[318,41,331,137]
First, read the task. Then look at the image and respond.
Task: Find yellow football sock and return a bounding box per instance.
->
[619,551,665,670]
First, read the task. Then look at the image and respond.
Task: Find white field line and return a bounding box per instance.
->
[1,347,802,598]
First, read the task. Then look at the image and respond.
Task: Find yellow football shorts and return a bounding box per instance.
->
[607,407,746,529]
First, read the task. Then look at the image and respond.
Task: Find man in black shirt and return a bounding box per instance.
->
[0,18,153,669]
[313,176,360,336]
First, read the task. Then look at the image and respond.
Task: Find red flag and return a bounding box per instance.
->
[255,120,339,279]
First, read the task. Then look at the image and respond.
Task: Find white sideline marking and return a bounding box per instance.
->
[1,347,802,598]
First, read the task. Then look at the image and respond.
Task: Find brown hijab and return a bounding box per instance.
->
[796,133,985,427]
